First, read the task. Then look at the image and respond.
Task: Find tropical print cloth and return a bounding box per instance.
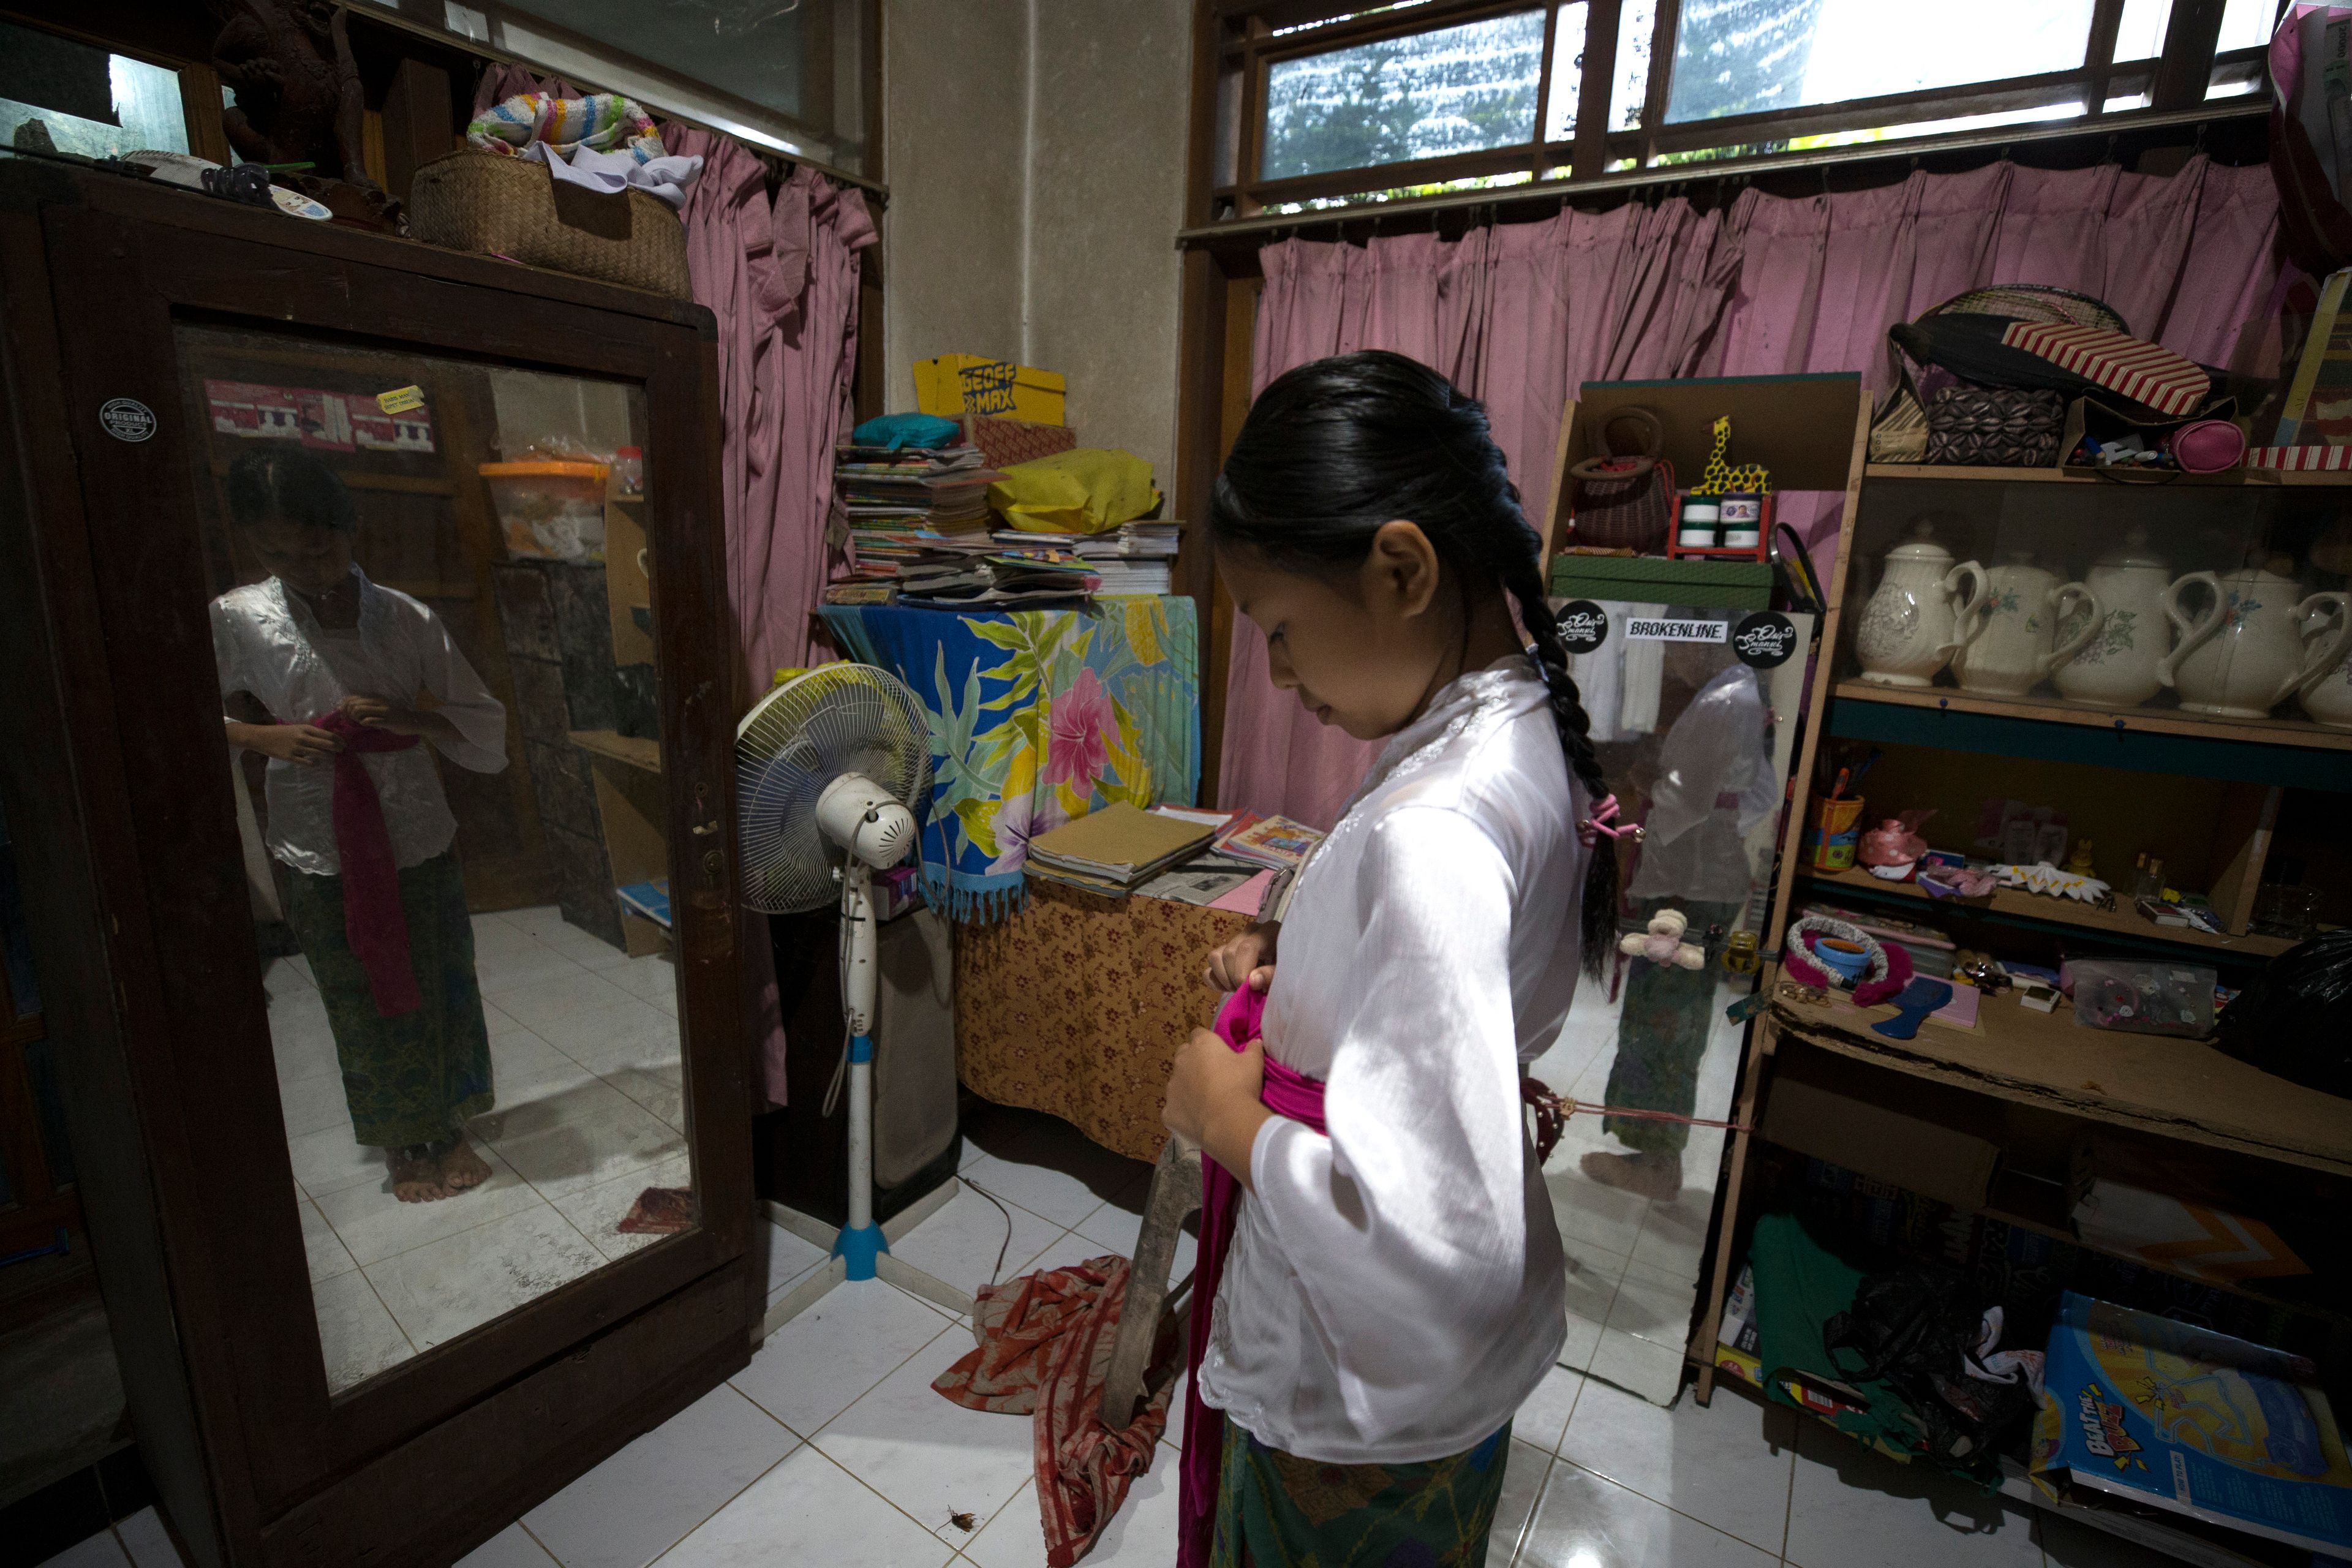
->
[466,92,665,162]
[1209,1416,1513,1568]
[820,597,1200,921]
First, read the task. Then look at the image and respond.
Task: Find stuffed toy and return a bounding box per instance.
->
[1621,908,1706,970]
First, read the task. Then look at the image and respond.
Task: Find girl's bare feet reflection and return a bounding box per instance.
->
[391,1147,448,1203]
[437,1137,492,1196]
[1579,1149,1683,1202]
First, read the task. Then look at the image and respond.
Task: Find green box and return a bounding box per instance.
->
[1549,553,1774,610]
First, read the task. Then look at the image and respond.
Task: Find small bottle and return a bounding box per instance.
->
[2133,854,2163,901]
[612,445,644,496]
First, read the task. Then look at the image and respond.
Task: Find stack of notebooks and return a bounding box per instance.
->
[1023,801,1215,897]
[990,521,1182,595]
[897,554,1099,608]
[827,441,1006,603]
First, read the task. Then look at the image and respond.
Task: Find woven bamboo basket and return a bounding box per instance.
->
[408,151,691,299]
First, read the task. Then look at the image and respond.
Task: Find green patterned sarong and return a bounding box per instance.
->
[284,850,494,1148]
[1210,1417,1511,1568]
[1603,896,1742,1156]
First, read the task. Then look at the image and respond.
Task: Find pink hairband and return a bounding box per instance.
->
[1578,794,1635,848]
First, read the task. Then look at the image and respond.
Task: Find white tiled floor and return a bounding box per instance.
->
[45,1104,2183,1568]
[267,905,688,1392]
[1528,962,1752,1406]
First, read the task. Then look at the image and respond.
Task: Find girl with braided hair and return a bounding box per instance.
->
[1162,350,1621,1568]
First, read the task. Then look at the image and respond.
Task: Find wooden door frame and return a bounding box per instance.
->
[1,162,755,1566]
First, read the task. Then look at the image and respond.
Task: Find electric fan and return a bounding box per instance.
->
[737,664,968,1325]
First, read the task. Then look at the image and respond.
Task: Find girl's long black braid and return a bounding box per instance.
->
[1210,348,1624,978]
[1501,549,1621,978]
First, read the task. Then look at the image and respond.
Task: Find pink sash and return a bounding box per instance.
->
[1175,982,1325,1568]
[312,712,423,1016]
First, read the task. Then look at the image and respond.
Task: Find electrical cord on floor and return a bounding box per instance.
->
[956,1175,1018,1287]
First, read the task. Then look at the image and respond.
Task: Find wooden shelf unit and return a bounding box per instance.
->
[1864,462,2352,488]
[1762,977,2352,1180]
[569,728,667,956]
[1691,407,2352,1515]
[1795,864,2299,960]
[1830,679,2352,755]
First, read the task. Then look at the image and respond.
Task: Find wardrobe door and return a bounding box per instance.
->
[29,190,752,1562]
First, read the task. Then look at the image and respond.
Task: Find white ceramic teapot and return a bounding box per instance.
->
[1853,522,1989,687]
[2296,599,2352,728]
[2054,526,2173,708]
[2159,562,2352,718]
[1950,550,2102,698]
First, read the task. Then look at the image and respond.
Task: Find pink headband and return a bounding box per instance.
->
[1578,794,1634,848]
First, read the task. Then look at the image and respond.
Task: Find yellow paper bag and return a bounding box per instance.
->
[987,448,1159,535]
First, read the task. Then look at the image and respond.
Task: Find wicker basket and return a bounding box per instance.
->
[408,151,691,299]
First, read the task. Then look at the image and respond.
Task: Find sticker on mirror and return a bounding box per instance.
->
[1623,616,1725,643]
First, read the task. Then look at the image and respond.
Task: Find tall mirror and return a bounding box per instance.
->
[1535,602,1816,1404]
[175,325,690,1394]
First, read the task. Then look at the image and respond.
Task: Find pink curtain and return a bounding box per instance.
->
[667,127,876,1106]
[469,64,579,113]
[1219,156,2285,827]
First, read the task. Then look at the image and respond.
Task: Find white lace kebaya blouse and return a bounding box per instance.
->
[210,570,508,878]
[1197,656,1586,1464]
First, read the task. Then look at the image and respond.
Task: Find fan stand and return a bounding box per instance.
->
[755,859,977,1339]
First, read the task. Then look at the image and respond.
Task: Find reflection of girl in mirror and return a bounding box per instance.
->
[1581,654,1774,1202]
[210,450,510,1204]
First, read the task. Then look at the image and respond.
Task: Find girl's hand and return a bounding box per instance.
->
[341,694,455,742]
[228,720,342,767]
[1205,921,1279,993]
[1164,1027,1272,1188]
[341,693,420,734]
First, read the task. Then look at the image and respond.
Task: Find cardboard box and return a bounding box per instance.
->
[1761,1051,2002,1210]
[2032,1292,2352,1557]
[913,354,1066,425]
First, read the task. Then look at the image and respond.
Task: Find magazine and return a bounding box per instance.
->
[1219,813,1324,873]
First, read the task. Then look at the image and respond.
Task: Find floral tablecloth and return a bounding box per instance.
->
[953,878,1246,1163]
[820,597,1199,921]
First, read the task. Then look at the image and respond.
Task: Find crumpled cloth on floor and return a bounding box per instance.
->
[933,1254,1172,1567]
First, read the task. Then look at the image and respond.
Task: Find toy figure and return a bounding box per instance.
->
[1619,908,1706,970]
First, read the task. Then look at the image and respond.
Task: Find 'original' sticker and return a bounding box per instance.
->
[99,398,156,442]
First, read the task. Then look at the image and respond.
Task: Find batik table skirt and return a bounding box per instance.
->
[953,878,1246,1163]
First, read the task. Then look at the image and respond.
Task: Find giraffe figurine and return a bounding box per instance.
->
[1689,415,1773,496]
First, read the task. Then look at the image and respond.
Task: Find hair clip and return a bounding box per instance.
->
[1579,794,1640,847]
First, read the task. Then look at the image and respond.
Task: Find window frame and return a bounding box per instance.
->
[1209,0,2278,215]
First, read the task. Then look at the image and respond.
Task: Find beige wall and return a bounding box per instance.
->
[882,0,1191,489]
[879,0,1030,419]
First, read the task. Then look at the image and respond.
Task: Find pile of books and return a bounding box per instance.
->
[826,440,1005,603]
[1023,802,1216,897]
[897,554,1100,609]
[991,521,1182,596]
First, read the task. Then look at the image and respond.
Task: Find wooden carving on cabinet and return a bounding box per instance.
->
[0,159,753,1568]
[208,0,398,228]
